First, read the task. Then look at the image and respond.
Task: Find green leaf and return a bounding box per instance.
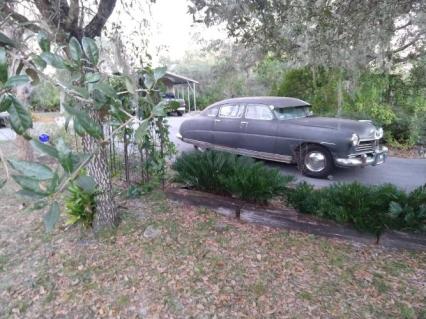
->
[25,68,40,85]
[71,86,89,98]
[68,37,82,62]
[31,54,47,70]
[124,76,135,94]
[37,32,50,52]
[44,202,60,232]
[63,59,79,72]
[94,82,117,99]
[153,66,167,81]
[135,119,150,146]
[31,140,59,159]
[65,214,80,225]
[73,118,86,136]
[40,52,65,69]
[48,171,60,193]
[152,101,167,117]
[56,138,74,173]
[85,72,101,83]
[76,175,97,193]
[82,37,99,65]
[64,104,103,139]
[17,189,45,199]
[12,175,46,194]
[8,159,54,180]
[74,112,103,139]
[143,73,155,89]
[0,32,15,47]
[4,75,30,88]
[8,96,32,134]
[0,94,12,112]
[0,47,7,83]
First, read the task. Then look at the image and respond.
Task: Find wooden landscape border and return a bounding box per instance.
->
[165,187,426,251]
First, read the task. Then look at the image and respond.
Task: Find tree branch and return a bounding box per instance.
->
[65,0,80,31]
[1,3,42,33]
[392,30,426,54]
[83,0,117,38]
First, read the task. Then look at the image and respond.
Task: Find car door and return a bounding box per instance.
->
[240,103,277,154]
[213,103,245,148]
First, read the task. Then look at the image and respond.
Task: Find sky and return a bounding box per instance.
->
[149,0,224,61]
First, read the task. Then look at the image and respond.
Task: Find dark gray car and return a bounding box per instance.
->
[177,97,388,178]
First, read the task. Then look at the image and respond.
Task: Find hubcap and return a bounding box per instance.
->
[305,151,326,172]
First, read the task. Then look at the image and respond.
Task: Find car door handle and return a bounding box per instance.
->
[240,121,248,128]
[214,119,221,123]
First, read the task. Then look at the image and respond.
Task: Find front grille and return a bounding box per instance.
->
[355,140,377,153]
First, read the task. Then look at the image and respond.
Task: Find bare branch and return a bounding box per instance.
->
[83,0,117,38]
[1,3,42,33]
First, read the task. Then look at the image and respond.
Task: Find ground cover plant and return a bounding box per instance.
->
[286,182,426,237]
[172,151,293,204]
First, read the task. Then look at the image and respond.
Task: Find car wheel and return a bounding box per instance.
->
[297,145,334,178]
[177,111,183,117]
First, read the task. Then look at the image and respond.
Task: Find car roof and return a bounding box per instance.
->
[211,96,310,108]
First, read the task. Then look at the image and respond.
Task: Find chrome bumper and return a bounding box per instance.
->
[335,146,388,167]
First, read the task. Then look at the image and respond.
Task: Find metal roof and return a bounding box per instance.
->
[163,71,199,85]
[212,96,310,108]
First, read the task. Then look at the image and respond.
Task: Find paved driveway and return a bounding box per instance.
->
[167,116,426,191]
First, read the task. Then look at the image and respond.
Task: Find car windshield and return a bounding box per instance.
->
[273,106,312,120]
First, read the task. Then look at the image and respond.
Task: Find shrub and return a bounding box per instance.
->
[30,81,60,112]
[389,184,426,232]
[222,156,293,203]
[173,151,293,203]
[285,182,423,236]
[65,176,97,227]
[172,151,236,193]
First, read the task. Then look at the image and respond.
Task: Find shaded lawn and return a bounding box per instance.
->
[1,185,425,319]
[0,140,425,318]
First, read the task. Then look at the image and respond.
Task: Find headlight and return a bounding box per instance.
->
[351,133,360,146]
[375,128,383,139]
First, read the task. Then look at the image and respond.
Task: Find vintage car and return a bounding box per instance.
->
[177,97,388,178]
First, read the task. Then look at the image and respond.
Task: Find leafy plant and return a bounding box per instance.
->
[286,182,424,236]
[389,184,426,232]
[222,156,293,203]
[65,175,97,227]
[173,151,293,203]
[173,151,236,193]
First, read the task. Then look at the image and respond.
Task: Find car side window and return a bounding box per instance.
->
[219,104,245,118]
[205,105,219,117]
[245,104,274,120]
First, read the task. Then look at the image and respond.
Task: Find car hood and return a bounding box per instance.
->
[288,117,378,138]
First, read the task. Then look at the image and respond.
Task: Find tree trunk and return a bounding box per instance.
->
[15,85,34,161]
[82,112,117,231]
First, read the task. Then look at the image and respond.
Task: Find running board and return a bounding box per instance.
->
[183,138,293,164]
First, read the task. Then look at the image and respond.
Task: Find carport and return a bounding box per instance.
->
[161,72,199,111]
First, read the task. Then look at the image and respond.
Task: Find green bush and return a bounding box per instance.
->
[173,151,293,203]
[389,184,426,232]
[30,81,60,112]
[286,182,425,236]
[65,176,97,227]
